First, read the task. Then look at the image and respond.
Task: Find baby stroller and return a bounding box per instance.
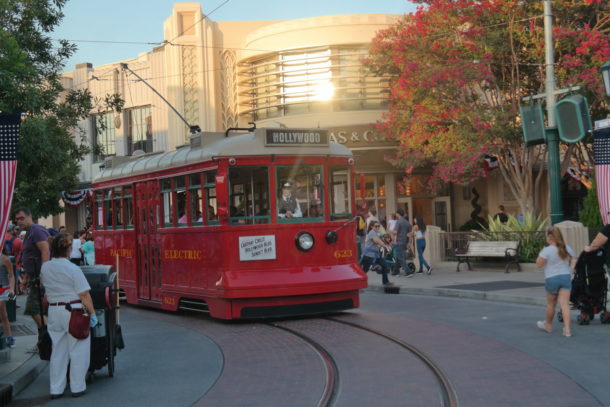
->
[375,245,415,276]
[560,248,610,325]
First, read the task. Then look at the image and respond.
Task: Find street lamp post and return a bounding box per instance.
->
[544,0,564,225]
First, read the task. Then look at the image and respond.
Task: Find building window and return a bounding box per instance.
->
[93,113,116,161]
[127,106,152,155]
[356,174,386,222]
[238,45,390,121]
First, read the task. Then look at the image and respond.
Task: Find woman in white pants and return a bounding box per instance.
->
[41,233,97,399]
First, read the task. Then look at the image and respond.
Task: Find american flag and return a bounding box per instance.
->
[0,114,20,251]
[594,129,610,225]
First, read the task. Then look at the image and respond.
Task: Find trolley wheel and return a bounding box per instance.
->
[600,311,610,324]
[557,310,563,323]
[577,312,590,325]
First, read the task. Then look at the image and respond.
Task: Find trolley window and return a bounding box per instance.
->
[95,190,104,230]
[330,167,351,221]
[160,179,173,227]
[276,165,323,223]
[228,166,270,225]
[123,185,134,229]
[175,176,187,226]
[104,189,113,228]
[113,186,123,228]
[205,171,218,225]
[188,173,203,226]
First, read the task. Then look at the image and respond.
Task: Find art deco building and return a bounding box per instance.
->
[58,2,522,232]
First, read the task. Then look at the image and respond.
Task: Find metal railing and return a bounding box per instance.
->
[440,231,546,262]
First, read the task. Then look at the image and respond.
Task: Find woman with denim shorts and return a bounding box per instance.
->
[536,227,574,337]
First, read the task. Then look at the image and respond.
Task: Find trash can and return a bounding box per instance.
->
[6,299,16,323]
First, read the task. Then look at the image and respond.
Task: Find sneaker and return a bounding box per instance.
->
[536,321,551,333]
[26,345,39,354]
[416,270,424,274]
[563,328,572,337]
[426,267,432,275]
[5,337,15,349]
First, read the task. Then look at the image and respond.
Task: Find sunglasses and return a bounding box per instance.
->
[374,225,381,228]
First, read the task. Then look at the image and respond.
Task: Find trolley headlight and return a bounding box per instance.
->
[295,232,315,252]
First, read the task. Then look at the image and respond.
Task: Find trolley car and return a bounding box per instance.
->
[91,127,367,319]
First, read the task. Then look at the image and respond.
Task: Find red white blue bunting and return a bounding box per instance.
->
[61,189,93,207]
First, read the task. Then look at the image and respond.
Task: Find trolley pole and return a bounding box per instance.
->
[544,0,564,224]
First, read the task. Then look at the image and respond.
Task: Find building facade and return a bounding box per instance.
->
[58,2,526,232]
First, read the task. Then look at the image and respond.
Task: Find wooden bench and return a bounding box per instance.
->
[454,241,520,273]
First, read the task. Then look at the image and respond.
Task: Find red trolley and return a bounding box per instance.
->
[90,127,367,319]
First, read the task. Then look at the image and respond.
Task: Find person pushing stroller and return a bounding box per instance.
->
[360,222,394,287]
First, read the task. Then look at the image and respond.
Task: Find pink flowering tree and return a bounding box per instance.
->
[366,0,610,214]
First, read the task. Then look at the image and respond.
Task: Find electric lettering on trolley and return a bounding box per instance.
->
[110,249,134,258]
[164,250,203,260]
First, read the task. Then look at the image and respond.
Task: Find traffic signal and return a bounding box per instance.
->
[555,94,592,143]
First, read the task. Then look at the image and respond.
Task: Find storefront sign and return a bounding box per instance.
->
[328,125,397,148]
[239,235,276,261]
[265,129,328,146]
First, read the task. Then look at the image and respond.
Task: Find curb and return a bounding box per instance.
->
[366,285,547,307]
[1,354,47,399]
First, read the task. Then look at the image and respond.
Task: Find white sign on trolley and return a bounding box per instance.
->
[239,235,276,261]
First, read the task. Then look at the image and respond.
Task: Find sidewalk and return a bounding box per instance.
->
[0,294,47,405]
[366,260,554,307]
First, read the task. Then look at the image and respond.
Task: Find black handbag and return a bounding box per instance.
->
[37,327,52,361]
[36,284,52,360]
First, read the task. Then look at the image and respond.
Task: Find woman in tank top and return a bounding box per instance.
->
[411,215,431,275]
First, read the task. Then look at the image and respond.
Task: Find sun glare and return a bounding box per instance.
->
[314,82,335,101]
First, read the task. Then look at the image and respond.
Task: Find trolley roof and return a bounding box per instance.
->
[94,128,352,183]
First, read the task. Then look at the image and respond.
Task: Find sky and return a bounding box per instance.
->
[52,0,416,70]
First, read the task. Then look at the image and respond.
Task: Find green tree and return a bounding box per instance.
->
[366,0,610,215]
[580,176,603,229]
[0,0,93,217]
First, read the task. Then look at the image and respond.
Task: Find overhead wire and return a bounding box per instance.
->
[59,11,563,91]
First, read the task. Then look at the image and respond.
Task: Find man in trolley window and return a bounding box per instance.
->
[278,181,302,219]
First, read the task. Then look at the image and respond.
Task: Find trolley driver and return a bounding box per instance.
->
[278,182,302,219]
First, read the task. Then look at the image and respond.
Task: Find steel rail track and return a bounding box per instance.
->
[326,317,459,407]
[268,323,340,407]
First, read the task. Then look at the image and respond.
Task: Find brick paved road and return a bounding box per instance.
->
[13,292,609,406]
